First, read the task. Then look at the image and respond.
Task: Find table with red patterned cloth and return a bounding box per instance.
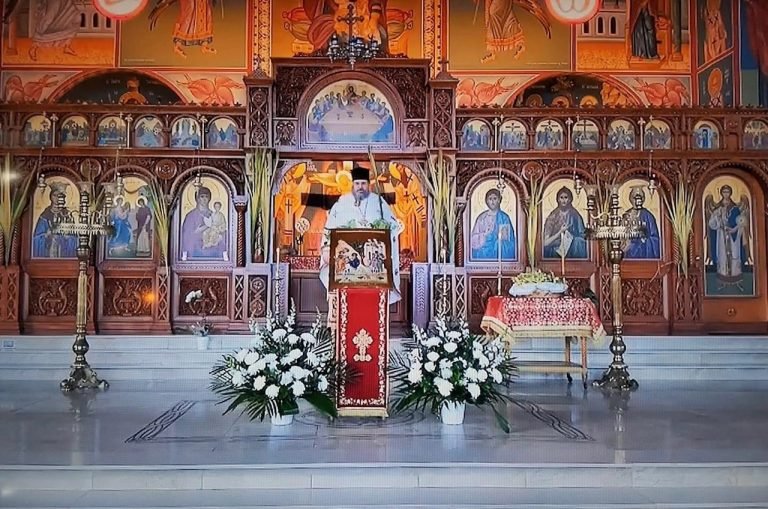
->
[481,296,606,387]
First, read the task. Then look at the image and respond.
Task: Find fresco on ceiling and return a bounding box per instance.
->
[697,55,734,107]
[1,0,115,66]
[57,71,184,105]
[162,72,246,105]
[740,0,768,107]
[514,75,607,108]
[697,0,732,68]
[1,71,75,103]
[613,75,691,107]
[120,0,248,68]
[576,0,690,72]
[456,76,530,108]
[448,0,571,71]
[272,0,422,58]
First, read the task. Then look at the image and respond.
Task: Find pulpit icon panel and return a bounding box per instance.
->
[328,229,393,291]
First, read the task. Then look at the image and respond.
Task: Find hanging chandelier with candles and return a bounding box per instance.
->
[327,0,381,67]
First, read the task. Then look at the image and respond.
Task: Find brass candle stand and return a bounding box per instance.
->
[579,181,646,392]
[47,175,122,392]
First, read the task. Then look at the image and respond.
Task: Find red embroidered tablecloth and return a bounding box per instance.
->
[481,296,606,343]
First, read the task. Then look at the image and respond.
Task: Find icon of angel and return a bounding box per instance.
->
[704,184,752,281]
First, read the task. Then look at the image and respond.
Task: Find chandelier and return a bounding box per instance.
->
[327,0,381,68]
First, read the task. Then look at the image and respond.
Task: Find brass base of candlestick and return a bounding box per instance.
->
[60,365,109,392]
[592,365,638,392]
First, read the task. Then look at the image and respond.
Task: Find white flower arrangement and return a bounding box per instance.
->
[185,289,211,336]
[392,318,516,431]
[210,302,339,421]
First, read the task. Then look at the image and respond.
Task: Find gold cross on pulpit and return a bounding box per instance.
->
[352,329,373,362]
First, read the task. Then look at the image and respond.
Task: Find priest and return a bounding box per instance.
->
[319,165,401,305]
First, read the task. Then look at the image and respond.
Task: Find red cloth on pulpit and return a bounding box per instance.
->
[336,288,388,415]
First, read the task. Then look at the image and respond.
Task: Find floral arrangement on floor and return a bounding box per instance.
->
[510,268,568,297]
[210,303,339,422]
[391,318,516,431]
[185,290,212,336]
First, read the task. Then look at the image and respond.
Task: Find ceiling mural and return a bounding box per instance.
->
[0,0,763,107]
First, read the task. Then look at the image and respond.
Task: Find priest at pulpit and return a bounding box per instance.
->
[319,165,401,304]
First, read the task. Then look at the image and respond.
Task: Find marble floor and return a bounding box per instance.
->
[2,378,768,466]
[2,379,768,507]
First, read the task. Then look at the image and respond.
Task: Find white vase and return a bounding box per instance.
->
[270,413,294,426]
[440,401,466,425]
[196,335,210,351]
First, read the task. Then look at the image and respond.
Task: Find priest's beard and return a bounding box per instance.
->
[354,190,369,206]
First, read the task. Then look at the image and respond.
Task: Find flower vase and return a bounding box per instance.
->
[440,401,466,425]
[270,413,294,426]
[196,334,210,351]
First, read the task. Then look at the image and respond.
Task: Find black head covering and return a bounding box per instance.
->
[351,166,370,181]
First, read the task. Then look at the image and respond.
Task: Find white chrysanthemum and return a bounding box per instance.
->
[476,369,488,382]
[427,351,440,362]
[253,375,266,391]
[287,334,300,345]
[265,385,280,399]
[300,332,316,345]
[465,367,478,382]
[244,351,260,366]
[447,331,462,340]
[467,382,481,400]
[439,358,452,370]
[235,349,249,363]
[407,369,423,384]
[317,375,329,391]
[289,348,303,361]
[280,371,294,386]
[289,365,307,380]
[491,368,503,384]
[263,353,278,363]
[478,355,490,368]
[253,359,267,372]
[424,361,436,372]
[425,337,441,347]
[473,341,483,351]
[272,328,288,341]
[434,378,454,398]
[247,363,261,375]
[443,342,458,353]
[291,380,306,397]
[306,351,319,367]
[231,370,245,387]
[440,367,452,379]
[249,336,264,348]
[408,348,421,361]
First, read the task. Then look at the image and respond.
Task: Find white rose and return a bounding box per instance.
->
[434,378,454,398]
[287,334,300,345]
[280,371,294,386]
[317,375,329,391]
[244,351,260,366]
[467,382,481,400]
[231,370,245,387]
[253,375,266,391]
[300,332,316,344]
[235,349,249,363]
[477,369,488,382]
[424,361,436,372]
[440,368,452,379]
[289,365,306,380]
[265,385,280,399]
[491,368,503,384]
[306,351,319,367]
[443,342,458,354]
[427,351,440,362]
[407,369,423,384]
[291,380,306,397]
[272,328,287,341]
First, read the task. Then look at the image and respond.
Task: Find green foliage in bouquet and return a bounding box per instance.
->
[210,302,339,421]
[391,318,517,432]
